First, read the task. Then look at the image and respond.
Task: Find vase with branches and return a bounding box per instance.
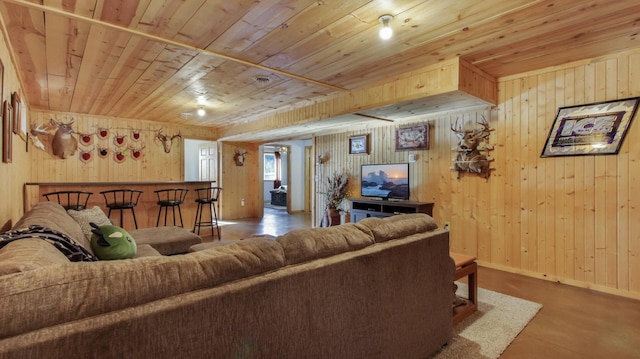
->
[323,171,350,226]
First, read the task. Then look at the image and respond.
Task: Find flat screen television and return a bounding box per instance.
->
[361,163,410,200]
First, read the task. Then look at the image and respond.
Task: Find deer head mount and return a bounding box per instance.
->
[50,119,78,159]
[234,149,247,166]
[451,116,494,179]
[155,129,181,153]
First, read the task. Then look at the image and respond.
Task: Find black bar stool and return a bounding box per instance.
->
[154,188,189,227]
[193,187,222,239]
[100,189,143,229]
[42,190,93,211]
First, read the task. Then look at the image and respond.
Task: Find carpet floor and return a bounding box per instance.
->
[432,283,543,359]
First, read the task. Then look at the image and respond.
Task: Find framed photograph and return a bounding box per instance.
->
[3,100,12,163]
[264,153,276,180]
[11,92,25,140]
[349,134,369,154]
[395,123,429,151]
[541,97,640,157]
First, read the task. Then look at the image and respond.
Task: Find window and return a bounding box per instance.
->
[264,153,276,180]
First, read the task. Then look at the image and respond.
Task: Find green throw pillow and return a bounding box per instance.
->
[89,222,137,260]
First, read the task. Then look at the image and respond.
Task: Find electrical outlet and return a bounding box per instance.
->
[444,222,450,231]
[241,198,245,207]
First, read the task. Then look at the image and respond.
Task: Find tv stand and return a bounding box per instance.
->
[349,198,434,222]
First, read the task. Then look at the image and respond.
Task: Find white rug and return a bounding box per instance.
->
[433,283,543,359]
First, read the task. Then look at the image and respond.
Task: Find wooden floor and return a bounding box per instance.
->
[202,209,640,358]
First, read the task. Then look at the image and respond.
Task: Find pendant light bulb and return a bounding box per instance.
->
[378,14,393,40]
[197,106,205,116]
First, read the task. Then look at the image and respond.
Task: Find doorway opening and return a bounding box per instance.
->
[262,144,289,214]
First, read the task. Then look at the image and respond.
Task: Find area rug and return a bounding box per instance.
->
[432,283,543,359]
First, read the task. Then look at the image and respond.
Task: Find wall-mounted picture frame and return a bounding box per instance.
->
[349,134,369,154]
[541,97,640,157]
[11,92,24,140]
[395,123,429,151]
[3,100,12,163]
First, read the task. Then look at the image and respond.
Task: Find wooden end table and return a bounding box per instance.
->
[451,252,478,324]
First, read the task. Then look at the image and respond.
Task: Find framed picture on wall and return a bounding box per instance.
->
[349,134,369,154]
[541,97,640,157]
[3,100,12,163]
[395,124,429,151]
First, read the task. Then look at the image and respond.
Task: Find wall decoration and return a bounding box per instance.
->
[541,97,640,157]
[155,129,181,153]
[131,130,142,141]
[129,144,145,160]
[98,147,109,158]
[10,92,20,137]
[114,149,126,163]
[451,116,494,179]
[97,128,109,140]
[234,148,247,166]
[2,100,11,163]
[79,148,94,163]
[113,133,127,147]
[264,153,276,180]
[77,131,95,146]
[19,97,27,142]
[50,119,78,159]
[349,134,369,154]
[395,124,429,151]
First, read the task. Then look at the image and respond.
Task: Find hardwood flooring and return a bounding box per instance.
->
[201,209,640,358]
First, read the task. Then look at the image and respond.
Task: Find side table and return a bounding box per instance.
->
[451,252,478,324]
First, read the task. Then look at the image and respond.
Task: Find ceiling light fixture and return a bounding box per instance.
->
[378,14,393,40]
[197,106,205,116]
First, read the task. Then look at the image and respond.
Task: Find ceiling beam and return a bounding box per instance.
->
[2,0,348,93]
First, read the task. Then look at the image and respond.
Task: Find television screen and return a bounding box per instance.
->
[361,163,410,200]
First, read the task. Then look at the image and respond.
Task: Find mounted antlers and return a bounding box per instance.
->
[155,129,181,153]
[234,149,247,166]
[451,116,494,179]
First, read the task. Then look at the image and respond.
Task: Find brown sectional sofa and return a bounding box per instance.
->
[0,201,454,358]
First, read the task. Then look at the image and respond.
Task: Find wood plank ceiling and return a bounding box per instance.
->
[0,0,638,141]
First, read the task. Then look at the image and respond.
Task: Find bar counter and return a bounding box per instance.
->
[24,181,216,230]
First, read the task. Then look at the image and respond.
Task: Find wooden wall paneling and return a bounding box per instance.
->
[219,141,260,220]
[541,71,555,277]
[491,83,507,266]
[628,52,640,293]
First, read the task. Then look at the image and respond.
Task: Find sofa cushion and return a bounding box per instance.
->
[0,238,70,275]
[14,202,90,252]
[130,226,202,255]
[67,206,112,243]
[358,213,439,243]
[276,223,374,265]
[135,244,162,257]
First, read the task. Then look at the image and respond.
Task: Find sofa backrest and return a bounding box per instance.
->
[276,222,374,265]
[0,237,285,340]
[358,213,439,243]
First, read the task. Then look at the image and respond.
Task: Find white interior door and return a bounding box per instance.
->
[199,143,217,181]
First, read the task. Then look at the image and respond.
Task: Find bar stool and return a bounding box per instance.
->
[42,190,93,211]
[154,188,189,227]
[100,189,143,229]
[193,187,222,239]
